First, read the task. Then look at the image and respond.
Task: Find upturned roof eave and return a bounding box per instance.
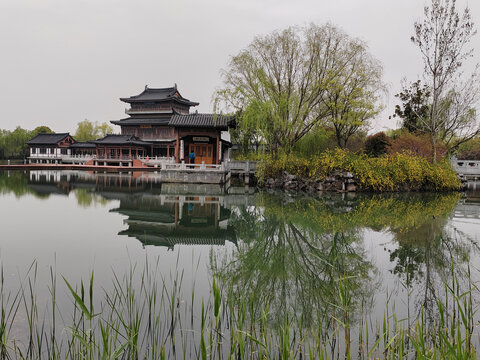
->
[168,114,236,130]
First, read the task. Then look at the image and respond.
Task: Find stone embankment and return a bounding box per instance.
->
[263,170,358,192]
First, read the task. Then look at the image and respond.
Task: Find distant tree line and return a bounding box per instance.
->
[0,120,113,159]
[0,126,53,159]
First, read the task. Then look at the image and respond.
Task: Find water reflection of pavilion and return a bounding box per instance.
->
[27,170,239,249]
[111,194,236,249]
[454,181,480,219]
[28,170,162,194]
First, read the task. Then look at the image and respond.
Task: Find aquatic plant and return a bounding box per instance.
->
[0,255,477,359]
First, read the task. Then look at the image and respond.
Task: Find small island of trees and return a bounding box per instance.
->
[212,0,480,191]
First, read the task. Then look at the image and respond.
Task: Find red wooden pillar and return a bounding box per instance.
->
[216,134,220,164]
[175,133,180,163]
[174,203,179,227]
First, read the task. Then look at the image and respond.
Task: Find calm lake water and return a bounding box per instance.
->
[0,170,479,357]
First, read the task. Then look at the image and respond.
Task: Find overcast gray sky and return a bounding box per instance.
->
[0,0,479,133]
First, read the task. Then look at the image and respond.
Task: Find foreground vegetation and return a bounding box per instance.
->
[0,258,478,359]
[258,149,462,191]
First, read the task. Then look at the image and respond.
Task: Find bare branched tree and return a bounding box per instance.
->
[438,72,480,151]
[412,0,479,161]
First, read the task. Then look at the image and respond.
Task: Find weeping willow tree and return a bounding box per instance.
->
[215,23,385,154]
[320,37,385,148]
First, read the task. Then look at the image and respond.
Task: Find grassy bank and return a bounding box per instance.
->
[258,149,462,191]
[0,259,478,359]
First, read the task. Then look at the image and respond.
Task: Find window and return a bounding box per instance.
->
[61,149,68,155]
[39,148,47,154]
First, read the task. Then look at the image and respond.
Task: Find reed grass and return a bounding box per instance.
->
[0,258,478,359]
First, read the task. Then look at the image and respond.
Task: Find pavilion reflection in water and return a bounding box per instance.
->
[27,170,238,248]
[454,181,480,219]
[112,194,236,249]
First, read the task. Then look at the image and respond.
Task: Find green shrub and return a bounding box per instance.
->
[456,136,480,156]
[364,132,391,157]
[292,128,335,157]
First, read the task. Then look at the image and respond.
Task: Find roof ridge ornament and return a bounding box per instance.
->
[145,84,148,90]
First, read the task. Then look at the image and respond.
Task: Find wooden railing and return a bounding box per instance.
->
[125,106,172,114]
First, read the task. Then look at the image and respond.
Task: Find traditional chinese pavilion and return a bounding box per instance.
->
[26,84,235,166]
[111,85,235,164]
[26,133,75,162]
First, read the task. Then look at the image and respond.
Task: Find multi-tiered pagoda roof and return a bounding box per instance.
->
[111,85,199,127]
[119,85,199,106]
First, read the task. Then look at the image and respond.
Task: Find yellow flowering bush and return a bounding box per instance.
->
[258,149,462,191]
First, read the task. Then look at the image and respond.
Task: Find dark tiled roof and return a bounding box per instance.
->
[169,114,235,130]
[118,228,236,247]
[147,139,176,143]
[29,184,69,196]
[111,115,172,126]
[90,134,152,146]
[70,142,96,148]
[26,133,71,145]
[120,85,199,106]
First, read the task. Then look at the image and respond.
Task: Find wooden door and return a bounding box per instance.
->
[189,144,213,164]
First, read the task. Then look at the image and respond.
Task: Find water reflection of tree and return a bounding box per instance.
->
[73,188,109,208]
[389,216,475,327]
[212,203,378,338]
[212,192,469,350]
[0,171,49,198]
